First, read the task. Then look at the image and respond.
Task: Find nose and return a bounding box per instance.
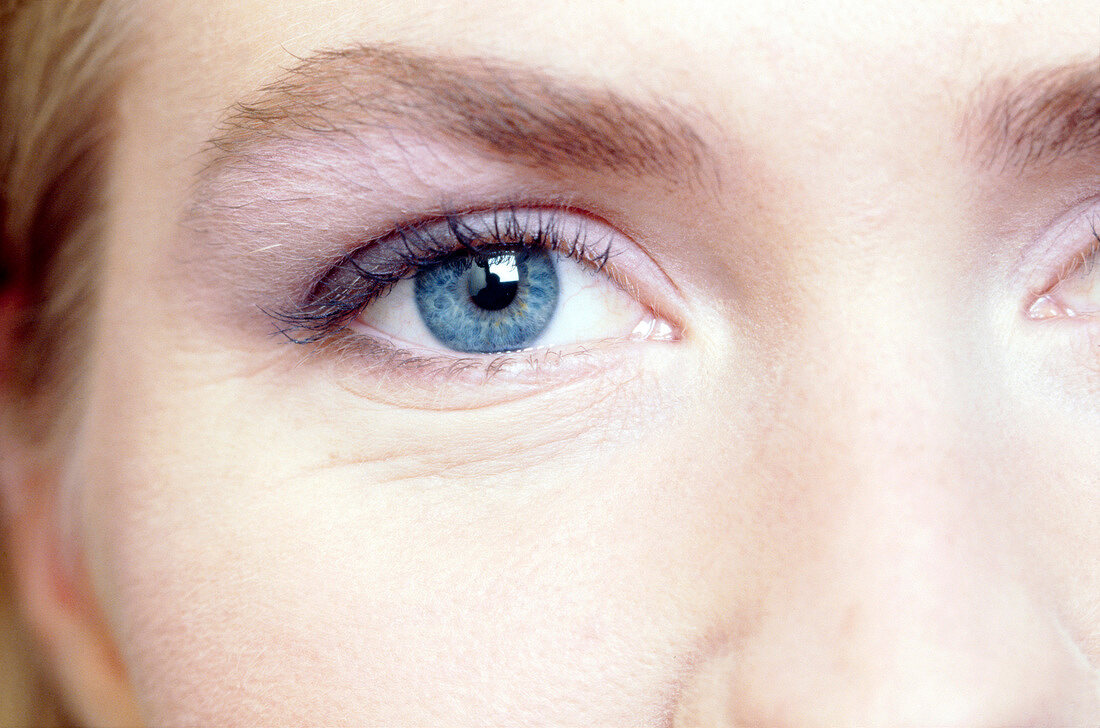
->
[670,410,1100,725]
[671,341,1100,725]
[671,507,1100,726]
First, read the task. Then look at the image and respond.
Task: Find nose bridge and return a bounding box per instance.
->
[777,264,972,506]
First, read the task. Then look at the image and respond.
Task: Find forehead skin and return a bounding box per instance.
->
[79,0,1100,724]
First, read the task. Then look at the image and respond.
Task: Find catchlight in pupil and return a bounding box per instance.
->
[469,254,521,311]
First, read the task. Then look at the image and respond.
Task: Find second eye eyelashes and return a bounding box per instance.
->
[267,207,617,344]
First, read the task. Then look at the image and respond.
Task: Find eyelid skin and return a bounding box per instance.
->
[181,121,696,342]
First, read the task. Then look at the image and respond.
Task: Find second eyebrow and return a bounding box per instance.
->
[965,60,1100,173]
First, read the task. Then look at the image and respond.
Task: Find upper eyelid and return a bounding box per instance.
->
[1016,200,1100,307]
[371,207,615,274]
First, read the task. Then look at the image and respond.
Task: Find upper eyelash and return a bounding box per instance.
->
[265,207,616,344]
[1049,217,1100,285]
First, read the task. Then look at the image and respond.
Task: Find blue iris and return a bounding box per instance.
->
[414,248,560,353]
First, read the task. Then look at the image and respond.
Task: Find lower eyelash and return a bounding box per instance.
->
[303,325,603,384]
[265,207,615,344]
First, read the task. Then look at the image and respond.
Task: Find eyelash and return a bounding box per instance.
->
[267,207,616,345]
[1052,217,1099,282]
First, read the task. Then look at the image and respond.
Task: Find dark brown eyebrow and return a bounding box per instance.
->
[203,44,714,186]
[965,58,1100,173]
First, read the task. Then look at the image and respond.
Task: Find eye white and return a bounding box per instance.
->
[351,252,660,352]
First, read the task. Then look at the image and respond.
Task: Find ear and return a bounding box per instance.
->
[2,435,144,726]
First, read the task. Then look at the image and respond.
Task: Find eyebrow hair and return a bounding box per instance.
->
[203,44,713,186]
[965,58,1100,173]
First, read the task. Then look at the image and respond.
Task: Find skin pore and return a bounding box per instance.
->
[4,0,1100,724]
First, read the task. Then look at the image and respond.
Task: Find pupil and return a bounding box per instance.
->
[468,255,520,311]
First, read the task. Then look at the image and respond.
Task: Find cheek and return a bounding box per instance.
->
[82,467,690,724]
[73,344,725,725]
[72,283,1100,724]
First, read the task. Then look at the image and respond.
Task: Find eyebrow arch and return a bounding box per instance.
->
[201,44,714,187]
[965,58,1100,173]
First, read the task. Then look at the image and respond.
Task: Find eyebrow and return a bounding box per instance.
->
[202,46,1100,200]
[965,58,1100,173]
[202,44,713,186]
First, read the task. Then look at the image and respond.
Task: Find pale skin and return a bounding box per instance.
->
[4,0,1100,725]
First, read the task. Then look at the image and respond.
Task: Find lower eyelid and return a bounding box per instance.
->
[325,329,675,410]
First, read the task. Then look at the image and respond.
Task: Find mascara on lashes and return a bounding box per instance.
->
[265,208,615,345]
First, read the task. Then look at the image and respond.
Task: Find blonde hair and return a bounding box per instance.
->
[1,0,131,723]
[0,566,67,727]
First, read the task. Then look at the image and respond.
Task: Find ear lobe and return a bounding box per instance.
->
[4,469,144,727]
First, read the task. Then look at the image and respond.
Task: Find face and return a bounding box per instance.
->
[47,0,1100,723]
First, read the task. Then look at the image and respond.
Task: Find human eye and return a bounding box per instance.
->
[1012,200,1100,394]
[270,207,679,382]
[1026,216,1100,321]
